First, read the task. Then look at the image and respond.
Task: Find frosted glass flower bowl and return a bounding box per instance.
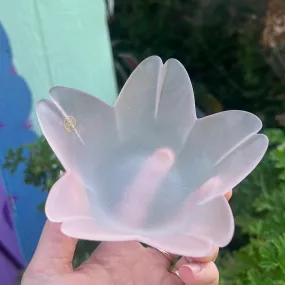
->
[37,56,268,256]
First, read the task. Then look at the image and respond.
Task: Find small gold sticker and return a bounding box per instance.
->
[64,116,76,132]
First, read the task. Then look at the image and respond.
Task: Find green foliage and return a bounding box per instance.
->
[4,137,62,192]
[112,0,285,125]
[219,128,285,284]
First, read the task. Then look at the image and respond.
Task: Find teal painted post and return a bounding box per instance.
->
[0,0,117,132]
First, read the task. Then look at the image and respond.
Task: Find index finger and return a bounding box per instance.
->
[119,147,175,227]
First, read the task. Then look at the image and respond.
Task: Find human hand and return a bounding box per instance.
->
[21,190,232,285]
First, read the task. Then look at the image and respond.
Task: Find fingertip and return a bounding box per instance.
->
[225,190,232,201]
[179,263,200,281]
[45,219,62,232]
[178,261,219,285]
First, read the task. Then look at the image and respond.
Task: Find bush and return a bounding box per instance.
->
[219,128,285,284]
[112,0,285,127]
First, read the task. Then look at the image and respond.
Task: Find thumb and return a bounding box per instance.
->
[26,220,77,275]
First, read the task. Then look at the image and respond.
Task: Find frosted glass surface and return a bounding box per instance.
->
[37,56,268,256]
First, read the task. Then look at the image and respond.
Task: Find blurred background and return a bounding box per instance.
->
[1,0,285,284]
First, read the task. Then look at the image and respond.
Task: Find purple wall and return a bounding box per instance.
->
[0,184,24,285]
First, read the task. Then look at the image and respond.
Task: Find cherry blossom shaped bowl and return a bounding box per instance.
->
[36,56,268,257]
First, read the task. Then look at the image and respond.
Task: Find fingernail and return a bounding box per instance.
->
[181,262,202,274]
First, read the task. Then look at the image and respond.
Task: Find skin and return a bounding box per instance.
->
[21,190,232,285]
